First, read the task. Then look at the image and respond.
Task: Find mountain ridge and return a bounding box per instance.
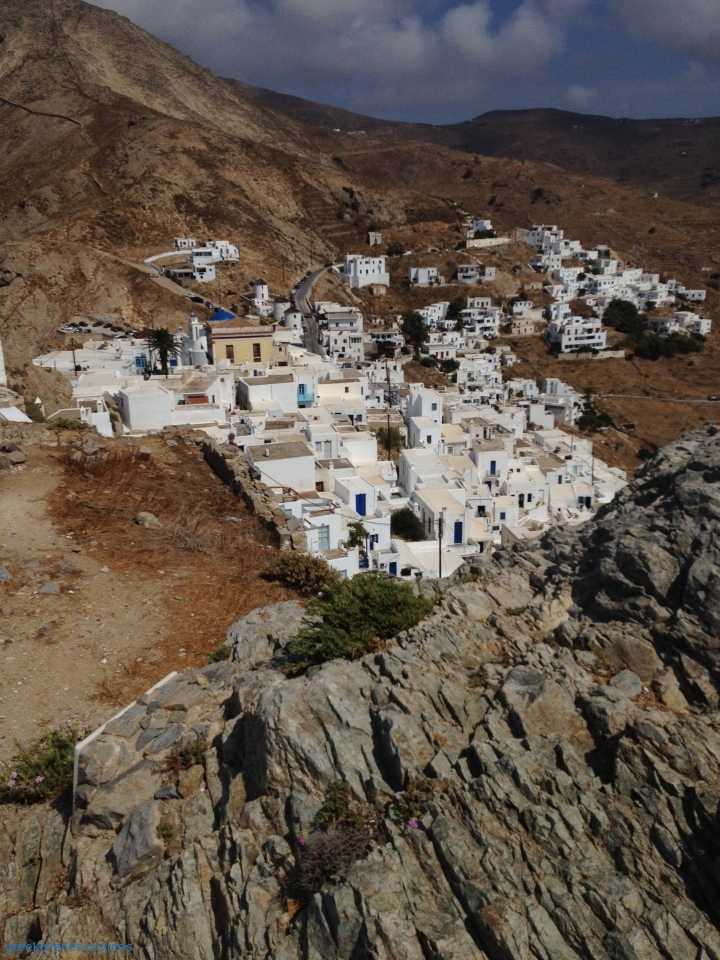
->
[228,79,720,207]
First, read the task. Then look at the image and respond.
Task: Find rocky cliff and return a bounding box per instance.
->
[2,426,719,959]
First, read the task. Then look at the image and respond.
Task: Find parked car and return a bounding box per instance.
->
[708,395,720,401]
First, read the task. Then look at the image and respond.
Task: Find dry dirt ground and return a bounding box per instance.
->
[0,431,295,761]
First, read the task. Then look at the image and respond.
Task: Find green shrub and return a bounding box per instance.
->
[374,426,402,453]
[207,640,231,663]
[633,332,703,361]
[292,780,382,899]
[395,778,451,825]
[391,508,426,541]
[156,821,174,842]
[24,401,46,423]
[262,552,340,597]
[0,723,85,805]
[286,576,434,675]
[47,418,89,431]
[313,780,355,830]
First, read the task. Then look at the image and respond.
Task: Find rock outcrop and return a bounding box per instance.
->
[1,426,719,959]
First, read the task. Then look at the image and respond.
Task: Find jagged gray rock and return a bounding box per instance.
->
[0,426,719,959]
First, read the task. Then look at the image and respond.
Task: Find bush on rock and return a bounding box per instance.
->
[286,574,434,675]
[262,552,340,597]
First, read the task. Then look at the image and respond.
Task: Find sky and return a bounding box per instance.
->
[90,0,720,124]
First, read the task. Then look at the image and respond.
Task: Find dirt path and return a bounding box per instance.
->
[0,451,167,759]
[0,433,296,761]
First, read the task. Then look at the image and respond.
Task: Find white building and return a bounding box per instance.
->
[546,316,607,353]
[338,255,389,289]
[246,440,316,493]
[408,266,440,286]
[252,280,273,318]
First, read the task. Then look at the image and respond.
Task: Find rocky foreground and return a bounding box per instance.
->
[2,426,720,959]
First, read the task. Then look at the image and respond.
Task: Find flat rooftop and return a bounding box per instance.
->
[249,440,313,461]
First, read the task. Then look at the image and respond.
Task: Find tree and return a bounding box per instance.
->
[390,508,426,541]
[147,327,179,378]
[400,311,429,355]
[344,520,369,551]
[603,299,645,339]
[386,242,405,257]
[446,297,466,321]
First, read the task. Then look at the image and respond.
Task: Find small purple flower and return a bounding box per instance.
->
[407,818,419,830]
[7,779,16,789]
[35,776,44,784]
[10,771,17,778]
[297,834,307,847]
[39,742,47,749]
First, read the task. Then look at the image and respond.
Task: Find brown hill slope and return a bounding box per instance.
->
[0,0,719,463]
[231,80,720,207]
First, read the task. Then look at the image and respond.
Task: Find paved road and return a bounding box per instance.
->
[598,395,720,405]
[295,266,329,355]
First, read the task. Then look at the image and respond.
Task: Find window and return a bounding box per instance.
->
[558,475,563,484]
[253,342,261,362]
[431,403,437,411]
[527,493,533,503]
[225,344,235,362]
[500,511,506,520]
[344,386,349,393]
[427,436,432,445]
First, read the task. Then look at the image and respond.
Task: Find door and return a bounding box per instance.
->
[454,521,463,544]
[518,493,525,508]
[355,493,367,516]
[389,562,397,576]
[324,440,332,458]
[318,525,330,551]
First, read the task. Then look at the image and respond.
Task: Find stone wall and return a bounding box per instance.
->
[202,440,307,552]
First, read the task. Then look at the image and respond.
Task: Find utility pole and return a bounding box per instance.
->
[385,356,393,458]
[437,511,444,580]
[69,338,78,374]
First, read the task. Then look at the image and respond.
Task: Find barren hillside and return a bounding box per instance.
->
[0,0,719,461]
[233,81,720,208]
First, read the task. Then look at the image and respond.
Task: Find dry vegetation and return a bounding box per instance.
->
[48,434,296,703]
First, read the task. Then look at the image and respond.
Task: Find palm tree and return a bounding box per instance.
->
[146,328,179,378]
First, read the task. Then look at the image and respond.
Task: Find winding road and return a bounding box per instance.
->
[294,266,330,356]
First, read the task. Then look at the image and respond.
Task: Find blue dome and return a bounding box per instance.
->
[209,308,236,322]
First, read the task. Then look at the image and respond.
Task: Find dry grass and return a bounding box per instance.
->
[48,435,297,704]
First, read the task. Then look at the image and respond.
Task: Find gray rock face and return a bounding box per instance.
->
[111,801,165,878]
[1,426,719,959]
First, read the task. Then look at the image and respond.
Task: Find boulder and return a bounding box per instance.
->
[135,511,161,528]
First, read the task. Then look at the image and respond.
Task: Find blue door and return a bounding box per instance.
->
[454,521,463,544]
[355,493,367,516]
[389,562,397,576]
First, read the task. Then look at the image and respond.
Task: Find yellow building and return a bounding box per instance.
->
[206,318,274,365]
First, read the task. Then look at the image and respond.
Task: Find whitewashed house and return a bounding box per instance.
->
[408,266,440,286]
[338,255,390,289]
[546,316,607,353]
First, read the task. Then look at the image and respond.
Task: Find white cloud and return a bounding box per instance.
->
[610,0,720,62]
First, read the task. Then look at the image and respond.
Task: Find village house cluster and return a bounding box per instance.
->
[518,224,711,353]
[26,225,642,580]
[24,215,714,577]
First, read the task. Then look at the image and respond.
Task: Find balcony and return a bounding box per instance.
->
[297,391,315,404]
